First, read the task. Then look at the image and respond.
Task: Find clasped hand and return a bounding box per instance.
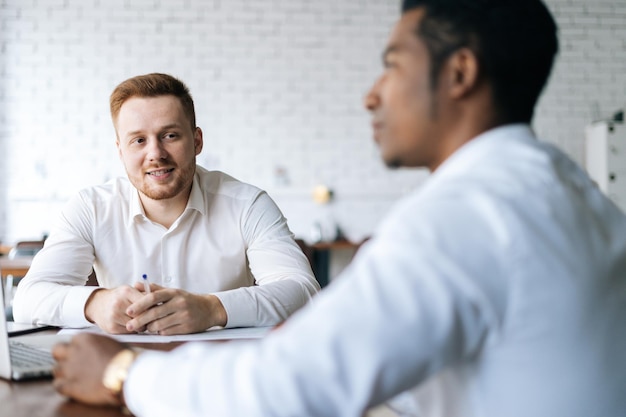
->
[85,282,227,335]
[126,282,227,335]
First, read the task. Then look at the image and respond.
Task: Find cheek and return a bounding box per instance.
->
[120,150,144,168]
[388,92,424,132]
[398,86,432,127]
[181,144,199,161]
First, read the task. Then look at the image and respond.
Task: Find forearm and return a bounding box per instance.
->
[13,279,97,327]
[125,342,275,417]
[241,191,320,327]
[215,279,316,328]
[122,260,441,417]
[13,218,97,326]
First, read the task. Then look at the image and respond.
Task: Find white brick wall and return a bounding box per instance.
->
[534,0,626,160]
[0,0,624,246]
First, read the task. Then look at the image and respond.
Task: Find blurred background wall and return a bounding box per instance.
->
[0,0,624,245]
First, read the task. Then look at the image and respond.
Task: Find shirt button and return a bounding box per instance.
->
[165,276,173,283]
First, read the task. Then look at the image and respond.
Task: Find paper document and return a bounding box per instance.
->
[58,326,272,344]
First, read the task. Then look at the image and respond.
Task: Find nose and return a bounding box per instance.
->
[146,138,168,161]
[364,79,381,112]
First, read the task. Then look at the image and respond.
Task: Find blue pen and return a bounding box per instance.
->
[142,274,151,294]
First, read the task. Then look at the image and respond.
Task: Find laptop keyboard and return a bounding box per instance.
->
[9,341,55,368]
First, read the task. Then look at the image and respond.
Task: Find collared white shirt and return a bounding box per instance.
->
[13,166,319,328]
[124,125,626,417]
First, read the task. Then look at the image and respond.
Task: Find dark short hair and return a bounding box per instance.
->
[402,0,558,123]
[109,73,196,130]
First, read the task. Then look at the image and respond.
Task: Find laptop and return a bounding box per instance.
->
[0,294,55,380]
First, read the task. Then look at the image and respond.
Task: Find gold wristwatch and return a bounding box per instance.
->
[102,349,139,398]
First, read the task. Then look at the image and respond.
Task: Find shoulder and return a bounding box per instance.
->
[195,166,265,202]
[55,177,134,232]
[375,134,540,246]
[73,177,134,206]
[378,127,609,249]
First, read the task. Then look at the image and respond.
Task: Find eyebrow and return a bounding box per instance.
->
[124,123,183,139]
[159,123,183,131]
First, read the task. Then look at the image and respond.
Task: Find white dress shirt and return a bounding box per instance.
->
[13,166,319,328]
[123,125,626,417]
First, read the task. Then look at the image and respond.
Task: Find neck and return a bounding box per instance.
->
[139,187,191,229]
[429,89,504,172]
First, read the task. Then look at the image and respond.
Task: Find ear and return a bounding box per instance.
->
[115,137,123,159]
[444,48,480,99]
[194,127,204,155]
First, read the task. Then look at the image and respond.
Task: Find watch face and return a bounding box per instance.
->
[110,369,126,392]
[103,366,124,393]
[103,349,137,394]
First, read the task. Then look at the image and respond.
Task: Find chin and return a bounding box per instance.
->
[140,182,183,200]
[382,153,403,169]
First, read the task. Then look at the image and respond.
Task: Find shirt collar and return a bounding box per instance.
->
[431,123,535,182]
[186,172,206,216]
[128,186,145,228]
[126,170,206,229]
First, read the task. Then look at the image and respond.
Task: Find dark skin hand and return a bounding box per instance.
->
[52,333,128,406]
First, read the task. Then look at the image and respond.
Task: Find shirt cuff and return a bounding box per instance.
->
[61,285,100,328]
[213,289,257,328]
[124,350,166,415]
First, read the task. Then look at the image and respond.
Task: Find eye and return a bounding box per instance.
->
[383,58,397,70]
[163,132,179,140]
[130,137,145,145]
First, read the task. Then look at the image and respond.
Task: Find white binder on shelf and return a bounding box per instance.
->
[585,119,626,212]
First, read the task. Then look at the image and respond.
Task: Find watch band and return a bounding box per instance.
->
[102,348,139,398]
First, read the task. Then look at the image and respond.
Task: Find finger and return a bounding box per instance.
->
[51,342,70,361]
[145,311,182,334]
[125,285,149,303]
[126,290,170,317]
[132,324,148,333]
[52,363,63,378]
[126,302,171,332]
[53,378,67,395]
[109,285,143,306]
[106,323,136,335]
[53,372,77,397]
[97,311,136,334]
[92,286,144,333]
[148,321,188,336]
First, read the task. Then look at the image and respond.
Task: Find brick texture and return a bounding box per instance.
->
[0,0,624,246]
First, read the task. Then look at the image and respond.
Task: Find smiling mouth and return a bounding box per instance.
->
[147,168,174,176]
